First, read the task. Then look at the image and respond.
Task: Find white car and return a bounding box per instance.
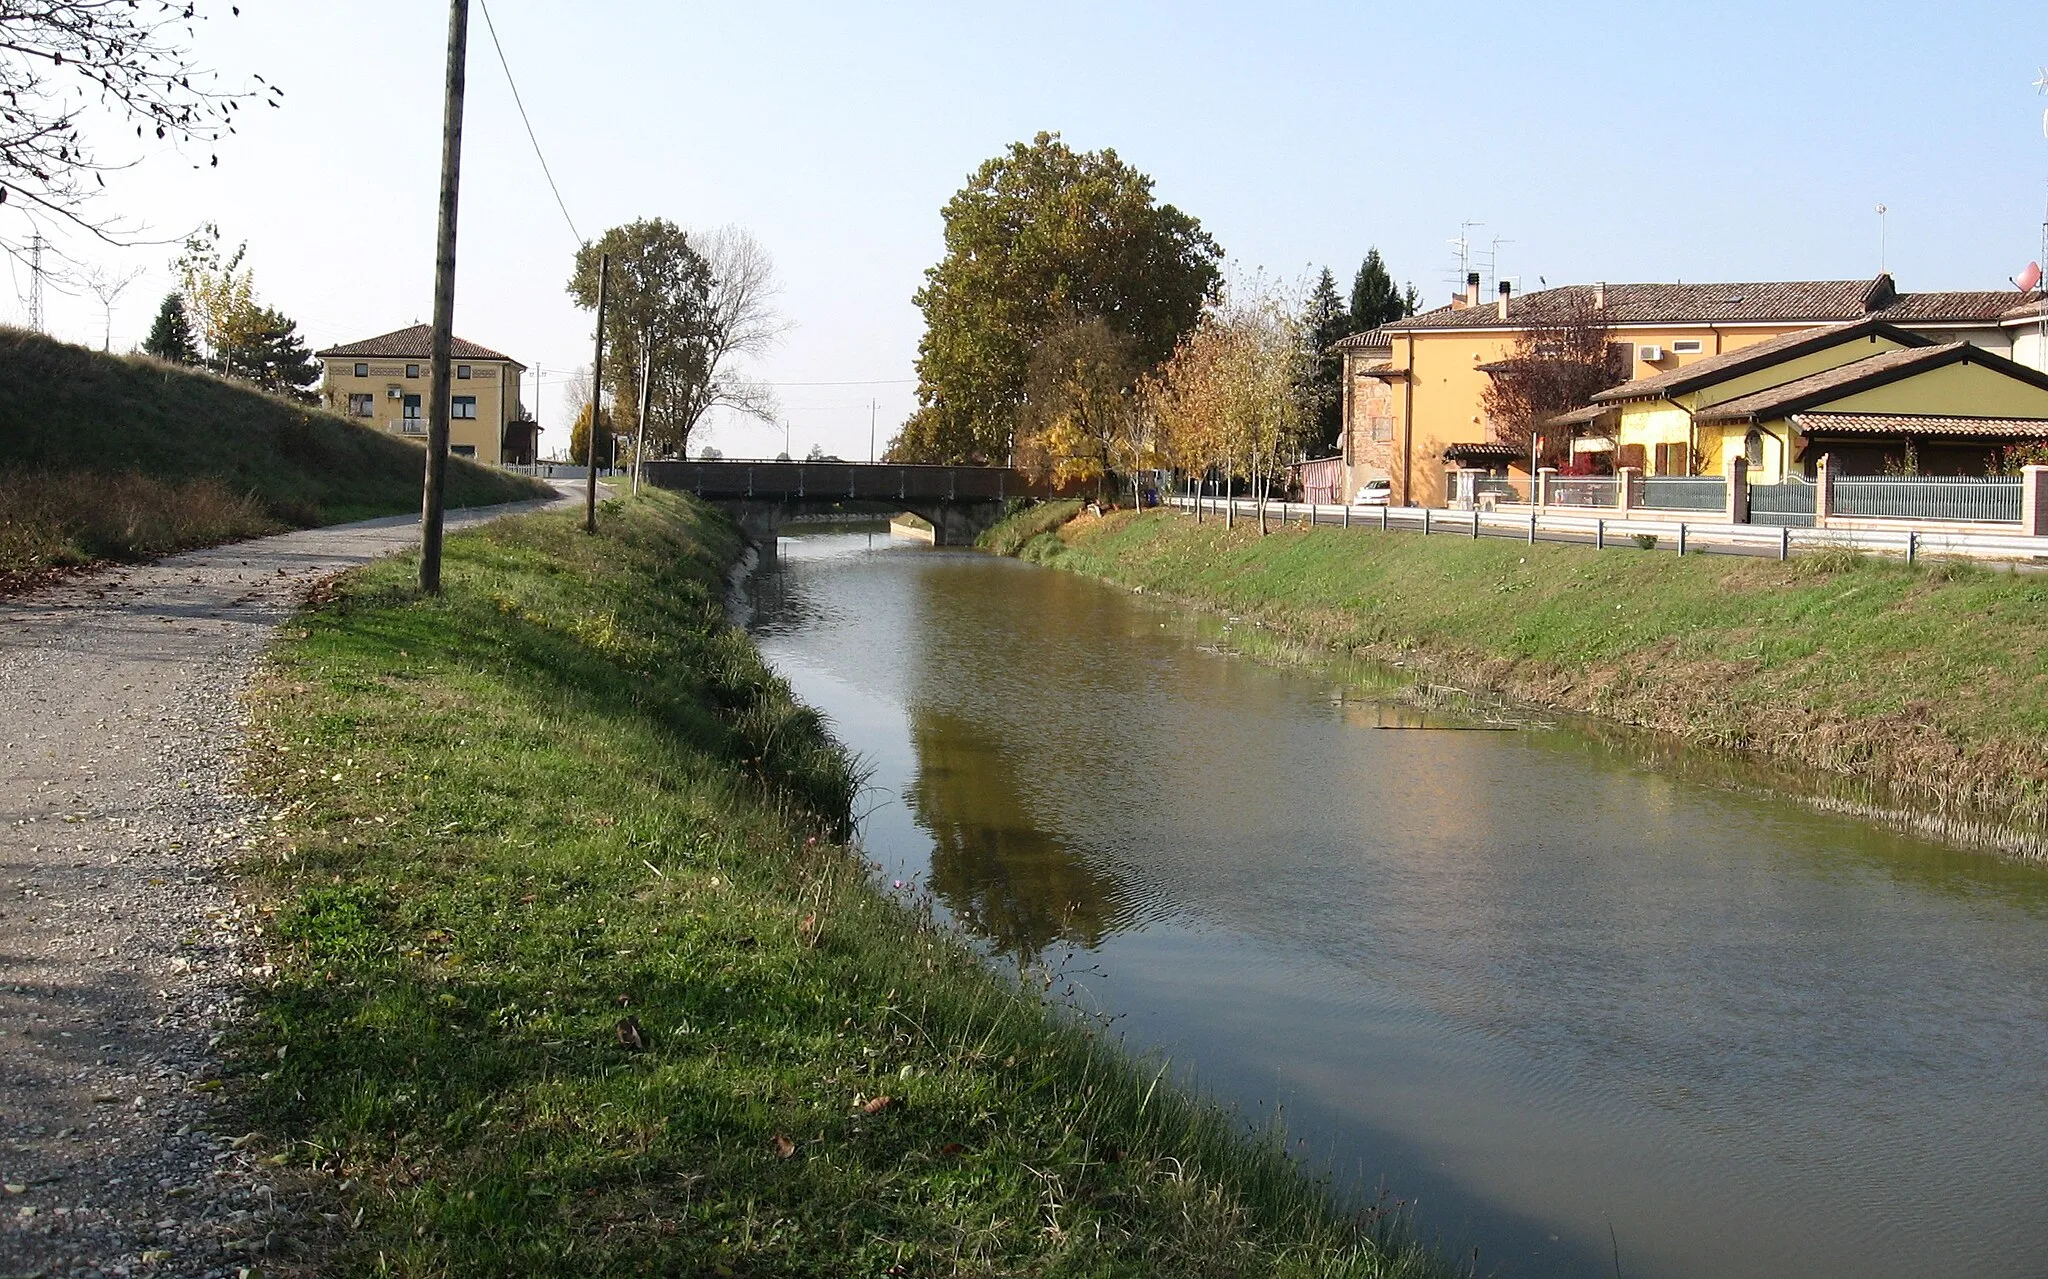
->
[1351,478,1393,507]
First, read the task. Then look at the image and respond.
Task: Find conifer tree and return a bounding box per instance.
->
[141,292,201,364]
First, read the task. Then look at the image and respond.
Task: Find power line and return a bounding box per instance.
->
[761,377,915,387]
[477,0,581,246]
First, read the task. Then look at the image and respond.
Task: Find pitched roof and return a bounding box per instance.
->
[316,325,520,363]
[1792,412,2048,438]
[1380,274,2036,334]
[1590,318,1930,404]
[1543,402,1619,428]
[1695,342,2048,423]
[1330,326,1392,351]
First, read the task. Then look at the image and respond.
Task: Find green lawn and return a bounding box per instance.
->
[235,491,1445,1277]
[0,327,547,579]
[1001,506,2048,833]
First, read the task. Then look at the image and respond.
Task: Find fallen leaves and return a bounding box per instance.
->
[770,1134,796,1159]
[614,1016,648,1052]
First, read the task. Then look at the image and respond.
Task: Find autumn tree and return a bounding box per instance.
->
[892,132,1223,464]
[1145,280,1314,533]
[1013,318,1139,499]
[1478,290,1627,467]
[569,403,614,469]
[0,3,279,256]
[141,292,199,364]
[175,224,258,373]
[569,220,782,459]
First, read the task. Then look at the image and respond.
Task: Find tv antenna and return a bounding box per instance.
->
[1875,203,1888,274]
[1448,220,1485,286]
[1482,235,1516,293]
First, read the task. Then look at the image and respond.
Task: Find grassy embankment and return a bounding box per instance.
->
[0,327,547,587]
[988,504,2048,844]
[235,490,1444,1277]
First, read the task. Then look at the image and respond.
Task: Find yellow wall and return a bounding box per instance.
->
[1614,404,1693,471]
[1382,321,1813,505]
[1684,332,1913,409]
[1815,359,2048,417]
[320,357,524,464]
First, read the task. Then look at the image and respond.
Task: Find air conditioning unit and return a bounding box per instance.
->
[387,386,403,398]
[1638,345,1665,362]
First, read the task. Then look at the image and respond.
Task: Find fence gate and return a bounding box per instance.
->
[1749,477,1815,528]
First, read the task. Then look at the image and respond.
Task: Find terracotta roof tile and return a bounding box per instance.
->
[1696,344,1979,423]
[316,325,519,363]
[1331,326,1392,351]
[1381,276,2036,333]
[1792,412,2048,438]
[1591,318,1930,403]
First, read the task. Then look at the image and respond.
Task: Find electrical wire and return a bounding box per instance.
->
[477,0,582,246]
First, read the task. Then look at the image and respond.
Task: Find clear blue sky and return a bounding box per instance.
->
[23,0,2048,460]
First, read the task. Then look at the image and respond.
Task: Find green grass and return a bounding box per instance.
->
[0,326,548,576]
[995,507,2048,833]
[977,499,1082,556]
[236,490,1447,1277]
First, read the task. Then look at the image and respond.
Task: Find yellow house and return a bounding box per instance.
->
[316,326,532,465]
[1691,342,2048,479]
[1338,274,2040,505]
[1587,317,1930,481]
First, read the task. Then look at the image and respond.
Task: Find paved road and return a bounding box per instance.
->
[0,492,565,1279]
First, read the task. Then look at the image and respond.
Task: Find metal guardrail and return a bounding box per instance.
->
[1169,495,2048,565]
[1639,476,1726,512]
[1834,475,2021,523]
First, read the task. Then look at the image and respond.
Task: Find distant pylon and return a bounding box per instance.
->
[27,234,45,333]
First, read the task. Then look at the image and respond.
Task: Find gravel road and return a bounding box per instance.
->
[1,492,567,1278]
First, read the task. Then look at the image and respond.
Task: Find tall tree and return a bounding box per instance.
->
[174,224,259,374]
[892,132,1223,464]
[0,3,279,255]
[569,403,614,469]
[568,220,782,460]
[1348,249,1413,333]
[1013,317,1140,498]
[141,291,200,364]
[1478,290,1627,466]
[1301,268,1349,456]
[220,306,320,402]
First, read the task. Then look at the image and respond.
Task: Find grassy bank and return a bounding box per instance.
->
[0,327,547,582]
[235,491,1442,1276]
[995,505,2048,841]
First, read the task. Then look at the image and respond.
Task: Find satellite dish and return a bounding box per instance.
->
[2017,261,2043,293]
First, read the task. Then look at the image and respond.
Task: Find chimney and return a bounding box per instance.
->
[1593,281,1606,310]
[1497,280,1512,322]
[1466,272,1482,309]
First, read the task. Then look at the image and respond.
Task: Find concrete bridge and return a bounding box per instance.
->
[639,460,1040,546]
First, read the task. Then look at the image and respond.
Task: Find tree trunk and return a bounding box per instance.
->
[1226,472,1234,529]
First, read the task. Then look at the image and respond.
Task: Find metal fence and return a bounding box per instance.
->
[1475,476,1531,504]
[1637,476,1727,512]
[1749,478,1816,528]
[1547,476,1619,508]
[1833,475,2021,523]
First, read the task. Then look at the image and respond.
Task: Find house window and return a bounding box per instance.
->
[456,364,472,380]
[1654,442,1688,475]
[1371,417,1395,443]
[451,444,477,458]
[353,362,368,378]
[452,396,477,419]
[406,363,420,378]
[347,393,374,418]
[1671,339,1704,355]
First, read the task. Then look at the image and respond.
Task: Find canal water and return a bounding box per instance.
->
[745,528,2048,1278]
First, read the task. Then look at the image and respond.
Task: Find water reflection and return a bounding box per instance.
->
[905,707,1133,964]
[748,529,2048,1279]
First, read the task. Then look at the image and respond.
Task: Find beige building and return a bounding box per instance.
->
[1335,274,2046,506]
[316,326,534,465]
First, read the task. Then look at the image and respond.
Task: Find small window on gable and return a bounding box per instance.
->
[456,364,472,380]
[1671,340,1704,355]
[354,362,368,378]
[407,363,420,378]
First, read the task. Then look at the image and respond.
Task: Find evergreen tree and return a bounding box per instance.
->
[1301,268,1350,456]
[1348,248,1414,333]
[220,306,320,402]
[141,292,200,365]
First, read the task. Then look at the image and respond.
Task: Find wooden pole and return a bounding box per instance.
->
[632,342,652,497]
[584,253,609,534]
[419,0,470,594]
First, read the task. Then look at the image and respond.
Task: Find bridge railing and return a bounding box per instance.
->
[640,460,1042,503]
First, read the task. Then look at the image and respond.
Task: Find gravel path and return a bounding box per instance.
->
[0,492,569,1279]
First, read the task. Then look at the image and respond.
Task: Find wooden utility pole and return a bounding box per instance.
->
[632,343,652,496]
[584,253,609,534]
[419,0,471,594]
